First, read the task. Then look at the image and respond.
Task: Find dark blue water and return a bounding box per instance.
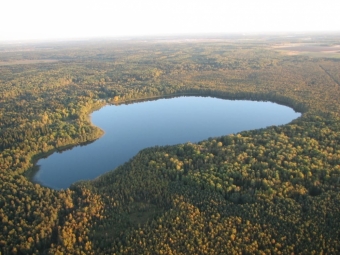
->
[32,97,301,189]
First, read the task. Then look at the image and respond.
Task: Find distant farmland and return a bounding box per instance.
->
[273,43,340,58]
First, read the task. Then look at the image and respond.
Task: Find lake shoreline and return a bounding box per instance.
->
[30,95,301,189]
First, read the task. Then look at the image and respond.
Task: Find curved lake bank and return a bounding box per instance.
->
[32,96,301,189]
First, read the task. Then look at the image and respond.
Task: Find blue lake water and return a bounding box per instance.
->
[32,96,301,189]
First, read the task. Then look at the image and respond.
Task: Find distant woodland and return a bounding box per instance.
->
[1,34,340,254]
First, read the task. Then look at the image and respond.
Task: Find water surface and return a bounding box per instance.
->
[33,97,301,189]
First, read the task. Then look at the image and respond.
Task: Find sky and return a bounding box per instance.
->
[1,0,339,42]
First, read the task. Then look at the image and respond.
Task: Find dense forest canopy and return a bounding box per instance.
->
[1,34,340,254]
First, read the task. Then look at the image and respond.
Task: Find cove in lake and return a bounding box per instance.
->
[32,96,301,189]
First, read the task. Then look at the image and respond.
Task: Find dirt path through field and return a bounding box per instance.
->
[319,64,340,87]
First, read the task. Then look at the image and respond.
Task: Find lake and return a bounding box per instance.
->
[32,96,301,189]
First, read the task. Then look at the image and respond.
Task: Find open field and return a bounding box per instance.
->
[0,59,59,66]
[273,43,340,58]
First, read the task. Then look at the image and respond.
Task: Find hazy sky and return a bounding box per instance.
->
[1,0,339,41]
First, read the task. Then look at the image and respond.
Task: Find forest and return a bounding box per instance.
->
[1,34,340,254]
